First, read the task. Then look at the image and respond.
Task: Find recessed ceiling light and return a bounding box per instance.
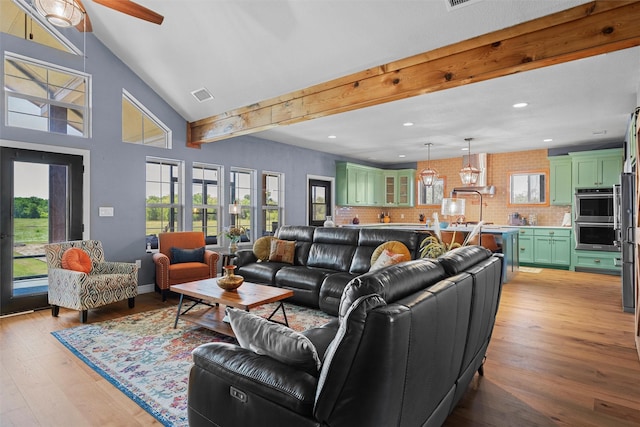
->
[544,138,553,142]
[399,154,406,158]
[403,122,414,127]
[592,130,607,136]
[461,147,469,151]
[328,135,337,139]
[512,102,528,108]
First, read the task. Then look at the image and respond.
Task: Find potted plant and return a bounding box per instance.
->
[420,213,484,258]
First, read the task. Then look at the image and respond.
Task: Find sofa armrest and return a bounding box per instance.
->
[204,250,219,278]
[191,342,317,417]
[235,249,258,267]
[153,252,170,290]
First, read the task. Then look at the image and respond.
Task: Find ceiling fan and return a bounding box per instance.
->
[34,0,164,32]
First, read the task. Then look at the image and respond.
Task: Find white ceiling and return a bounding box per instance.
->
[77,0,640,163]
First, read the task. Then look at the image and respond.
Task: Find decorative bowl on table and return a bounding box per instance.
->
[439,221,449,229]
[217,265,244,291]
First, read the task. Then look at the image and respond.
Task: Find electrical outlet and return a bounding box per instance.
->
[135,259,142,268]
[401,214,405,219]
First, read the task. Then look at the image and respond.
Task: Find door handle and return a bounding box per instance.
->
[0,233,12,239]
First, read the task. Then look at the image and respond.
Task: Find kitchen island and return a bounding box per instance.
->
[342,223,519,283]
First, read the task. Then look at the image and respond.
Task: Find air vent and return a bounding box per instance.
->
[445,0,482,11]
[191,88,214,103]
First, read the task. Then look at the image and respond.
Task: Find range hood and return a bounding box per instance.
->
[451,186,496,196]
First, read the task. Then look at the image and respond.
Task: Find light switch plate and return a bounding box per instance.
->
[99,206,114,217]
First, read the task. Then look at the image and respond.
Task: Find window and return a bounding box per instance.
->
[193,163,222,245]
[418,178,445,206]
[1,0,81,54]
[230,168,255,243]
[509,170,548,206]
[4,52,90,136]
[122,89,171,148]
[262,172,284,236]
[146,158,183,246]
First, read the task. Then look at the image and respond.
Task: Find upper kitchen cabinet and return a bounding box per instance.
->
[548,156,572,205]
[383,169,416,207]
[570,148,623,188]
[336,162,383,206]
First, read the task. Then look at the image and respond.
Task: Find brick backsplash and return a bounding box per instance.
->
[335,149,571,227]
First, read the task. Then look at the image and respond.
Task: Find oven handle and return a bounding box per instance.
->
[575,222,615,227]
[613,184,620,231]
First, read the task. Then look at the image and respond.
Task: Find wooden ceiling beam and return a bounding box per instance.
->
[188,1,640,147]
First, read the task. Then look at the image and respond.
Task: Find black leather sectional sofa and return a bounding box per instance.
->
[234,225,421,315]
[188,245,504,427]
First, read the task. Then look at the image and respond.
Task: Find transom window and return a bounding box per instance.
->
[193,163,222,245]
[122,89,171,148]
[509,170,548,206]
[146,158,183,246]
[4,52,90,136]
[262,171,284,236]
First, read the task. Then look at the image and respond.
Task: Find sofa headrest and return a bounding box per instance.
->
[338,258,445,319]
[436,245,492,275]
[275,225,315,242]
[313,227,360,245]
[358,228,418,251]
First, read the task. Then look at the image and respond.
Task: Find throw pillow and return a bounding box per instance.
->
[170,246,205,264]
[61,247,93,274]
[253,236,274,261]
[227,308,322,375]
[370,241,410,266]
[369,248,405,272]
[268,239,296,264]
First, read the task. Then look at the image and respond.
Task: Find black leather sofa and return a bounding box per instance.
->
[235,225,421,315]
[188,246,504,427]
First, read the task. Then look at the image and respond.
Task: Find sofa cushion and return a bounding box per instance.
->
[227,308,322,376]
[170,246,204,264]
[370,248,406,272]
[168,262,210,281]
[238,261,289,284]
[437,246,492,275]
[61,248,92,273]
[319,272,359,316]
[269,239,296,264]
[253,236,274,261]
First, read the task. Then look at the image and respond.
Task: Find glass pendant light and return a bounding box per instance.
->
[35,0,83,27]
[419,142,439,187]
[459,137,480,186]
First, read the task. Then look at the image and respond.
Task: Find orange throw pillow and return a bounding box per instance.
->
[61,248,93,274]
[269,239,296,264]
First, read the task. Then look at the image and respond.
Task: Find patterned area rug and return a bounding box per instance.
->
[51,303,333,426]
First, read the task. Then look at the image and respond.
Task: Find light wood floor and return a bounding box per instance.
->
[1,268,639,426]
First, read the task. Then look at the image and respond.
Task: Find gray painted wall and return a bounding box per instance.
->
[0,30,377,286]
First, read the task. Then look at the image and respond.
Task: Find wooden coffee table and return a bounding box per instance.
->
[170,279,294,337]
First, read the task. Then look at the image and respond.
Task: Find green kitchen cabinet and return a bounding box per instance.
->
[397,169,415,207]
[533,228,571,266]
[518,228,534,264]
[336,162,382,206]
[548,156,572,205]
[572,249,621,273]
[570,149,622,188]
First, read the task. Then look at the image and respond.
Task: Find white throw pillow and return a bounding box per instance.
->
[369,248,405,272]
[227,308,322,375]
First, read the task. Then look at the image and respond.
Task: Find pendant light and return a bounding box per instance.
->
[459,137,480,186]
[419,142,439,187]
[35,0,83,28]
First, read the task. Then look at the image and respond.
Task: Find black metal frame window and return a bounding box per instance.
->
[262,171,284,236]
[146,157,182,248]
[193,163,222,245]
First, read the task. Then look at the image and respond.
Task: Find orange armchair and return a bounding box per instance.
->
[152,231,219,301]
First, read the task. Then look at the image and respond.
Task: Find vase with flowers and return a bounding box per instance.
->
[221,226,246,254]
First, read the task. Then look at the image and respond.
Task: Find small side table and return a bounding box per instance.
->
[220,253,238,274]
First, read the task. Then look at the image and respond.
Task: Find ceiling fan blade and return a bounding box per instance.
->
[74,0,93,32]
[92,0,164,25]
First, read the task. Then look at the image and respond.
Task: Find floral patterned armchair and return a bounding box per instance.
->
[45,240,138,323]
